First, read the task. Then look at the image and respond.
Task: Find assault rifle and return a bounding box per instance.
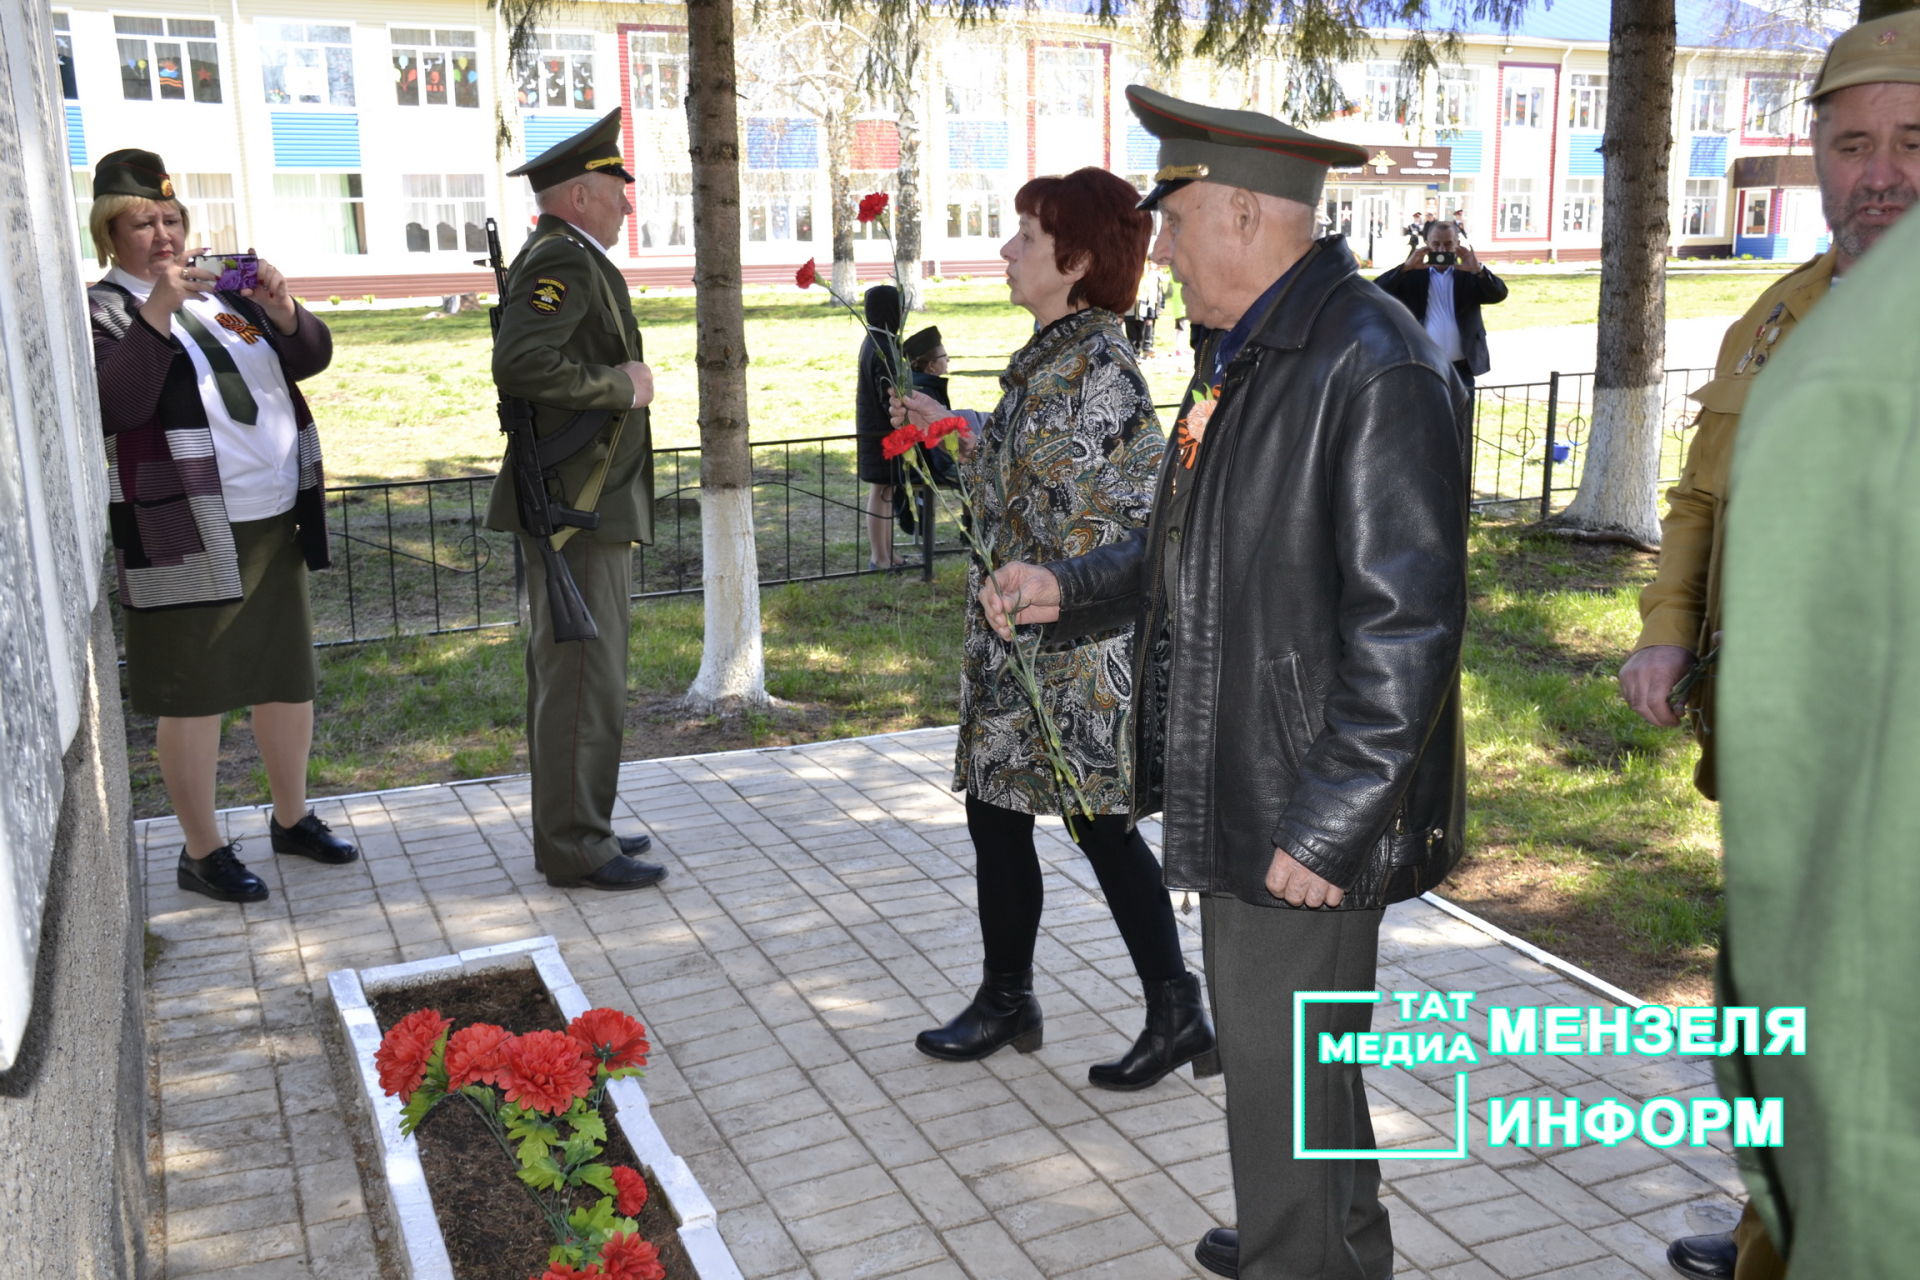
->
[483,217,600,643]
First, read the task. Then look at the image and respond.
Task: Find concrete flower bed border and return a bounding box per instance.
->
[327,935,743,1280]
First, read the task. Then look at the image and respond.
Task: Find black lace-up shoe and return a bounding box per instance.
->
[1194,1228,1238,1278]
[177,843,269,903]
[548,853,667,890]
[269,812,359,864]
[617,833,653,856]
[1667,1232,1737,1279]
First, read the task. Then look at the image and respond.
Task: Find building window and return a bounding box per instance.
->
[945,171,1004,239]
[1740,189,1771,236]
[1362,61,1412,125]
[1502,69,1549,129]
[1566,72,1606,129]
[1436,69,1479,129]
[1682,178,1722,236]
[54,13,78,100]
[1560,176,1601,233]
[850,172,895,240]
[178,173,239,251]
[743,171,813,243]
[517,32,595,111]
[1689,77,1726,133]
[1500,176,1536,235]
[1440,178,1476,237]
[402,174,485,253]
[1034,45,1100,119]
[393,29,479,108]
[1745,75,1810,140]
[630,31,686,111]
[944,42,1008,117]
[114,15,221,103]
[260,22,354,107]
[272,172,366,254]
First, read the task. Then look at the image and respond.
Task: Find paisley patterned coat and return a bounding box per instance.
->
[953,308,1164,814]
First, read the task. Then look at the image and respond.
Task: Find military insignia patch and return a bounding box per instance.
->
[529,277,569,314]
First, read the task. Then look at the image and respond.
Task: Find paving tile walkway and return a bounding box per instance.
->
[141,727,1744,1279]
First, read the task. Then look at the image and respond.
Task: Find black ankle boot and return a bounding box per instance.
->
[1089,971,1219,1090]
[915,968,1043,1061]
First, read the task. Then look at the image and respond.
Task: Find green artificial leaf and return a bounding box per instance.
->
[568,1195,618,1238]
[516,1130,553,1167]
[561,1132,602,1169]
[547,1242,585,1266]
[398,1083,444,1137]
[574,1161,616,1196]
[569,1109,608,1145]
[518,1154,566,1191]
[604,1065,643,1082]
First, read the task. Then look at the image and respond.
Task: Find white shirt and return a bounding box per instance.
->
[109,266,300,520]
[1423,266,1466,365]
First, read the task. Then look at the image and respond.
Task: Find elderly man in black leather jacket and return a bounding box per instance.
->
[983,86,1470,1280]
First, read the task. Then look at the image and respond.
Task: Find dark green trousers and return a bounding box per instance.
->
[519,533,632,882]
[1202,894,1392,1280]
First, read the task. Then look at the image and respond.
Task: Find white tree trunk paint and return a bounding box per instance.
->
[685,486,769,709]
[1558,383,1665,544]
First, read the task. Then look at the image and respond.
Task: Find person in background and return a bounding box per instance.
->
[904,324,948,406]
[88,148,358,904]
[855,284,912,570]
[1374,219,1508,394]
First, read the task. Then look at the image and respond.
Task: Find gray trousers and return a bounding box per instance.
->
[519,533,632,882]
[1202,894,1392,1280]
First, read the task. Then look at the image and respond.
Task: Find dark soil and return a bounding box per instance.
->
[368,967,694,1280]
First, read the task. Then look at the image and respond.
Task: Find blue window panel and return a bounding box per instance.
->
[746,117,818,170]
[270,112,361,167]
[1125,120,1156,172]
[1449,129,1482,173]
[523,114,591,156]
[64,104,85,167]
[946,120,1009,170]
[1689,135,1728,179]
[1567,131,1605,176]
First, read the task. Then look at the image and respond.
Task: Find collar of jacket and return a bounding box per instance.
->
[1781,246,1838,324]
[1240,235,1361,356]
[1002,306,1116,389]
[530,211,599,253]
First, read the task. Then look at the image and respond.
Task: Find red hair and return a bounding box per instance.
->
[1014,169,1152,314]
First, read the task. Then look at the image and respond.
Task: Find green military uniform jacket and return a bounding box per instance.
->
[1717,210,1920,1277]
[1633,249,1836,797]
[484,213,653,545]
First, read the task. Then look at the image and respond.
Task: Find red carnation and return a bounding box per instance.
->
[376,1009,451,1101]
[445,1022,512,1090]
[568,1008,649,1070]
[497,1030,596,1114]
[881,423,924,459]
[611,1163,648,1217]
[536,1264,599,1280]
[924,415,970,444]
[857,191,889,223]
[598,1233,665,1280]
[795,258,817,289]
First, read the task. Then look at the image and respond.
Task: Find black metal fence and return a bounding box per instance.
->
[310,366,1715,647]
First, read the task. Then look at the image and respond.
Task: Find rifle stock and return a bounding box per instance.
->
[484,217,598,643]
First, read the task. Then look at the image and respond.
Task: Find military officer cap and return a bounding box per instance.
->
[1811,9,1920,100]
[94,148,176,200]
[903,326,943,362]
[1126,85,1369,212]
[508,107,635,192]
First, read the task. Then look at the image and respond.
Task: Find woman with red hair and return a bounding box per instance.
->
[901,168,1216,1090]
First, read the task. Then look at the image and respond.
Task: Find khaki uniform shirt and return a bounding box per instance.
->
[1633,250,1836,796]
[484,213,653,544]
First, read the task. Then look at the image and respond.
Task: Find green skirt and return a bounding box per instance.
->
[124,511,317,717]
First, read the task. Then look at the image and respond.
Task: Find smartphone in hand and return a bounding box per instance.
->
[187,251,260,292]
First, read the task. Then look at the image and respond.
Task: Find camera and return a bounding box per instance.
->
[186,251,259,292]
[1428,250,1458,267]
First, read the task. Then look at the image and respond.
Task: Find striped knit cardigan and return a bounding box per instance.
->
[89,283,332,610]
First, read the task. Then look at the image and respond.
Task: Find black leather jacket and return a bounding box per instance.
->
[1046,238,1470,910]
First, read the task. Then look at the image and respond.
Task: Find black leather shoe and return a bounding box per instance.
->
[549,853,667,890]
[1090,971,1220,1090]
[915,968,1043,1061]
[617,833,653,856]
[1194,1227,1238,1278]
[177,844,269,903]
[1667,1231,1737,1279]
[269,812,359,864]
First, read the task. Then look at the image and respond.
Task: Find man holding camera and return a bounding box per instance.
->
[1374,220,1507,392]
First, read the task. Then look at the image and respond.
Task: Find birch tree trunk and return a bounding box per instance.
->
[826,103,858,297]
[1552,0,1674,548]
[892,28,925,311]
[684,0,769,709]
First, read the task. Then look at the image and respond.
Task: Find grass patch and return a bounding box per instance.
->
[1485,268,1783,332]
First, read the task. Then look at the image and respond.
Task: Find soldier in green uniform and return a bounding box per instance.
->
[486,108,665,890]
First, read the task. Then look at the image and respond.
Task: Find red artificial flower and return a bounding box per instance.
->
[924,415,970,444]
[881,423,924,459]
[497,1030,596,1114]
[444,1022,512,1090]
[376,1009,451,1101]
[795,258,818,289]
[568,1008,650,1070]
[611,1164,649,1217]
[535,1264,599,1280]
[598,1233,665,1280]
[857,191,889,223]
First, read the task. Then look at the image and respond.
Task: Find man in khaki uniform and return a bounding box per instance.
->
[486,108,664,890]
[1616,14,1920,1276]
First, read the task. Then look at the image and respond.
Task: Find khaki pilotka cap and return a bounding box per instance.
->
[1811,9,1920,99]
[1126,84,1370,211]
[508,107,635,192]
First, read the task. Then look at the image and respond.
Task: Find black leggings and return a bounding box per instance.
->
[965,793,1186,985]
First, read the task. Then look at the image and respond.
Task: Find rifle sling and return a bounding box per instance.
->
[534,407,612,469]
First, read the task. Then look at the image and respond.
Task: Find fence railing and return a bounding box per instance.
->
[308,366,1715,647]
